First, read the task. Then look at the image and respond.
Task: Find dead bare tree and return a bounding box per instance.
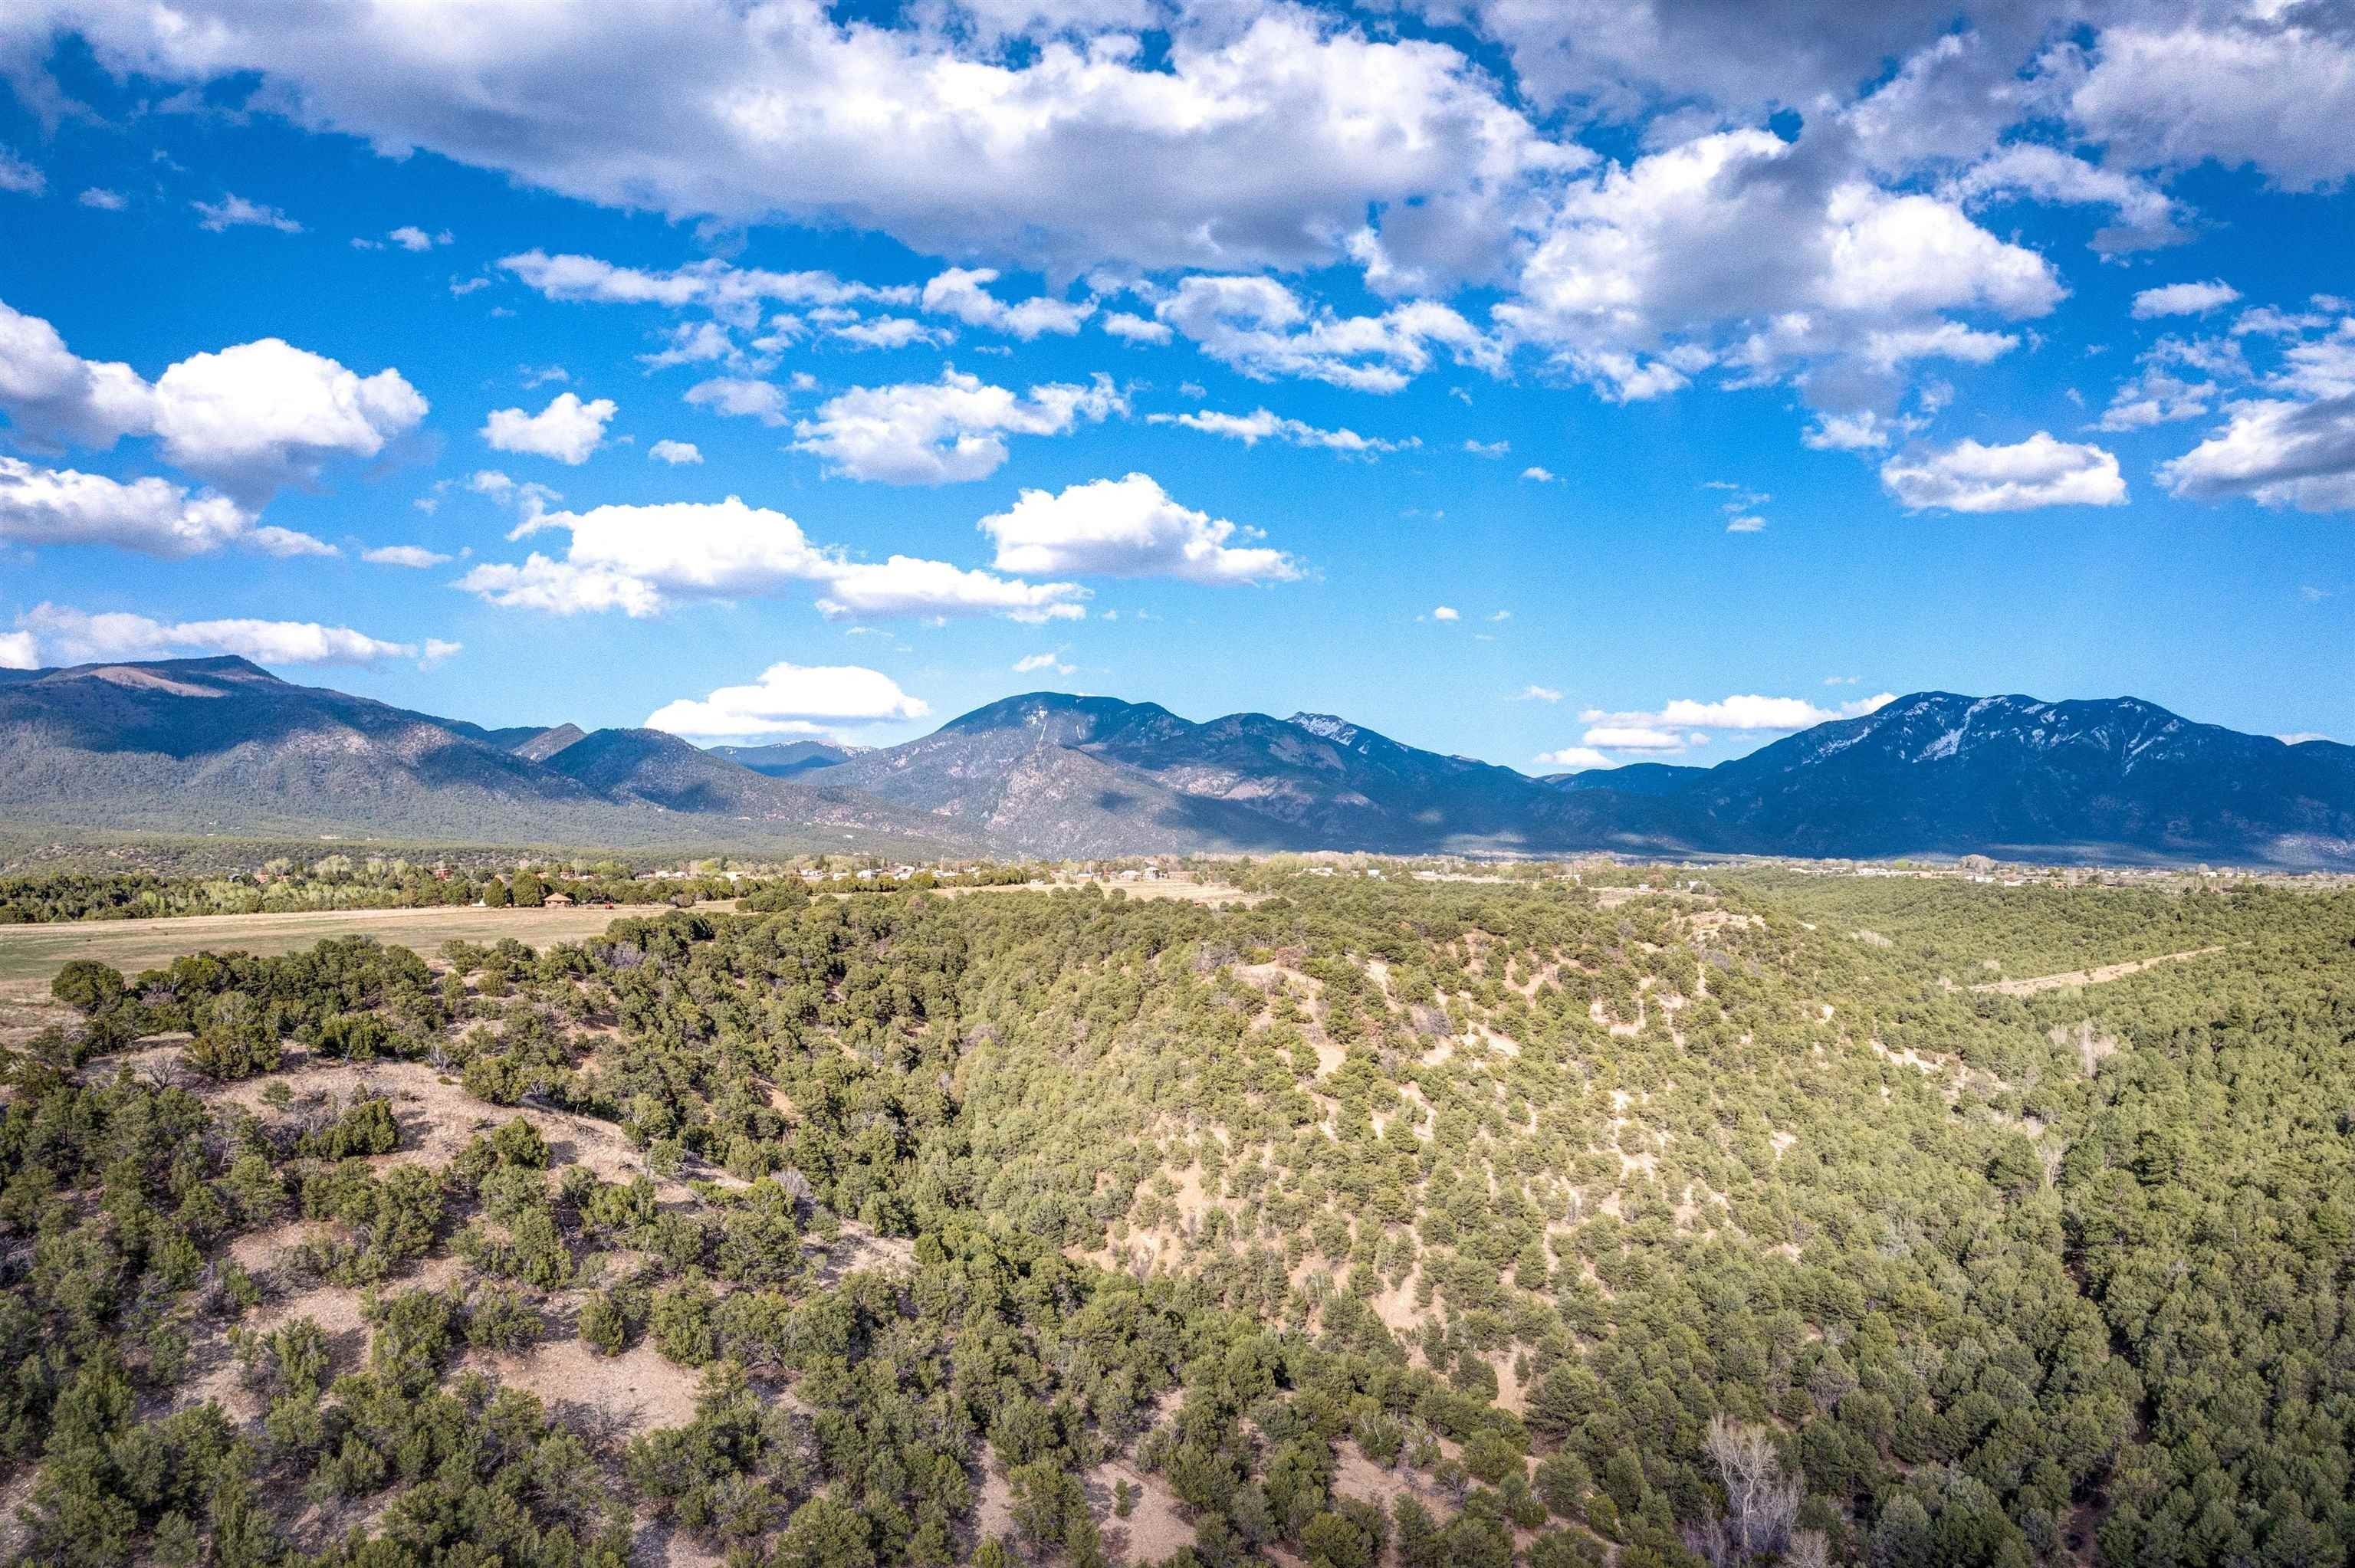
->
[1705,1415,1801,1561]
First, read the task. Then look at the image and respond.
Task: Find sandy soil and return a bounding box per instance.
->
[1970,944,2232,996]
[461,1337,706,1435]
[1089,1458,1194,1563]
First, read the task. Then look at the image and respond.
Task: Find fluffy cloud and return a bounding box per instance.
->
[1013,651,1076,676]
[2073,17,2355,192]
[2160,397,2355,513]
[0,300,426,505]
[792,369,1122,484]
[1430,605,1460,622]
[1101,312,1173,346]
[1498,128,2063,403]
[645,661,930,736]
[15,603,425,667]
[192,193,301,233]
[1941,143,2188,256]
[361,544,451,568]
[0,630,36,669]
[980,473,1299,584]
[685,378,789,426]
[1145,407,1414,454]
[1580,724,1684,751]
[21,7,1571,278]
[387,225,450,251]
[481,392,616,464]
[1570,693,1896,758]
[921,269,1093,340]
[0,456,278,558]
[2133,280,2242,320]
[0,297,156,450]
[1532,746,1618,772]
[77,187,126,210]
[813,556,1089,622]
[648,439,704,464]
[457,494,1086,622]
[152,340,428,502]
[1880,433,2127,512]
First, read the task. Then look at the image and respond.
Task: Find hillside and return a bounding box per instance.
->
[0,658,965,855]
[5,871,2350,1568]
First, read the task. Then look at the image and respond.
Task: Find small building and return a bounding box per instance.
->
[543,892,574,907]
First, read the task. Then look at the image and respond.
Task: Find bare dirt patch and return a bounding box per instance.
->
[1972,944,2235,997]
[1089,1458,1194,1563]
[462,1336,705,1436]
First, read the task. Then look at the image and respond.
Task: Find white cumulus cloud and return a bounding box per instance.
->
[457,494,1086,623]
[980,473,1299,584]
[481,392,616,464]
[646,661,930,737]
[1880,433,2127,513]
[2133,280,2242,320]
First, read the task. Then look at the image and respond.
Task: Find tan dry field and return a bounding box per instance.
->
[0,901,732,996]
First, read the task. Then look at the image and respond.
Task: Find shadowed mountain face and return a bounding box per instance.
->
[2,663,2347,865]
[706,740,865,779]
[1557,693,2355,868]
[0,658,969,852]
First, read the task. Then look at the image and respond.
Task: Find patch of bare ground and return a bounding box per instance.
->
[1972,944,2235,997]
[0,1462,38,1560]
[815,1225,917,1284]
[974,1466,1017,1550]
[176,1248,465,1423]
[1089,1458,1195,1563]
[462,1337,705,1437]
[106,1046,732,1201]
[1332,1440,1462,1525]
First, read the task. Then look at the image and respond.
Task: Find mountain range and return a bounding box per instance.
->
[2,658,2350,868]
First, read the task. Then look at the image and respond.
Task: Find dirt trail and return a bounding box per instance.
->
[1972,944,2234,997]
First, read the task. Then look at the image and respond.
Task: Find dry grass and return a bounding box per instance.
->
[0,900,738,994]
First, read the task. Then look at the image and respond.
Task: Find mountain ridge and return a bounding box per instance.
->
[0,661,2347,867]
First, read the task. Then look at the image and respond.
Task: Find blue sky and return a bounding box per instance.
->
[2,1,2350,773]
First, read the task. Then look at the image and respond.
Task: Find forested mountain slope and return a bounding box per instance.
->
[5,871,2349,1568]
